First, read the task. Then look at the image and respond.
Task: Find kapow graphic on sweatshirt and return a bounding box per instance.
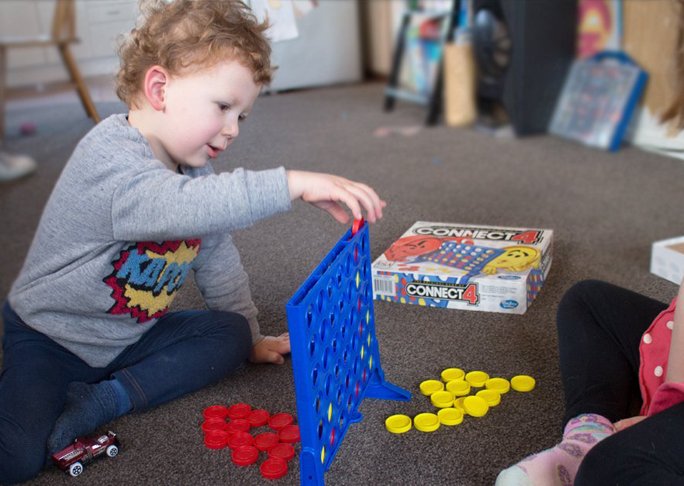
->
[105,240,201,323]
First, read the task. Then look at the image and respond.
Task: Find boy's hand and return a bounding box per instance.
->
[286,170,386,223]
[249,333,290,365]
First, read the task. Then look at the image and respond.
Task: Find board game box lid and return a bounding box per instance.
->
[372,222,553,283]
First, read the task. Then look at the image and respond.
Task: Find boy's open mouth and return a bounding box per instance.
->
[207,144,223,158]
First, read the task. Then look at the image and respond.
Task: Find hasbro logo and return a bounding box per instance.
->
[497,275,521,280]
[500,300,519,309]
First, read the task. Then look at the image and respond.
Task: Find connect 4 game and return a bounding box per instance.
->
[286,220,410,486]
[372,222,553,314]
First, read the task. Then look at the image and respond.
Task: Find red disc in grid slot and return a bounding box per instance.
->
[269,443,295,462]
[351,218,364,235]
[231,445,259,466]
[260,457,288,480]
[254,432,280,452]
[227,402,252,420]
[268,413,294,431]
[203,405,230,420]
[278,425,300,443]
[248,408,270,427]
[227,431,254,450]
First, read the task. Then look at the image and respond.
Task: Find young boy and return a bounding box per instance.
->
[0,0,385,482]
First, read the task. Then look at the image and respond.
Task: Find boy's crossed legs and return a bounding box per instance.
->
[0,303,251,484]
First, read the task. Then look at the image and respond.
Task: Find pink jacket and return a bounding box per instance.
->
[639,297,684,415]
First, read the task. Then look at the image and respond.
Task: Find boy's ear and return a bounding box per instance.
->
[143,65,168,111]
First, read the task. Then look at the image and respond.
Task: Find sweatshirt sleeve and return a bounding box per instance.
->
[111,166,291,241]
[193,232,263,344]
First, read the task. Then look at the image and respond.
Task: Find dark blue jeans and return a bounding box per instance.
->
[0,302,251,484]
[557,280,684,484]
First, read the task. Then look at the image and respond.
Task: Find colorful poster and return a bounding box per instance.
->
[578,0,623,58]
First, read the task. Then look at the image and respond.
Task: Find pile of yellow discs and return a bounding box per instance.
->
[385,368,535,434]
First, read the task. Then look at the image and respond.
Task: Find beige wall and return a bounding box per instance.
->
[361,0,406,77]
[623,0,679,116]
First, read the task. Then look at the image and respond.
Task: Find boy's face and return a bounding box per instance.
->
[156,59,261,169]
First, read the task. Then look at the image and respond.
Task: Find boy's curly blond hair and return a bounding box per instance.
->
[116,0,273,108]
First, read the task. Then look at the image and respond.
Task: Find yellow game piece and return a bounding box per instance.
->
[511,375,536,392]
[419,379,444,396]
[438,407,464,426]
[485,377,511,394]
[441,367,465,382]
[476,389,501,407]
[430,390,454,408]
[414,413,440,432]
[463,395,489,417]
[445,379,471,397]
[385,414,412,434]
[465,370,490,387]
[453,397,466,411]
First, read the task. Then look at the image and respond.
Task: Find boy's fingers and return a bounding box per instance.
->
[330,192,362,221]
[266,351,285,365]
[344,184,378,222]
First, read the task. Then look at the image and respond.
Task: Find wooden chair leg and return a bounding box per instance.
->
[0,46,7,141]
[57,44,101,123]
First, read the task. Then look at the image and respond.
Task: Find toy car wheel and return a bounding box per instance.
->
[69,462,83,477]
[106,445,119,457]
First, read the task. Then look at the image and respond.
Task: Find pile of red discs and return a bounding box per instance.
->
[201,402,301,480]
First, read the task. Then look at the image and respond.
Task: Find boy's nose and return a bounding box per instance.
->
[222,119,239,139]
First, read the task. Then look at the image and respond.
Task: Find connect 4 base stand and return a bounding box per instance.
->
[286,220,411,486]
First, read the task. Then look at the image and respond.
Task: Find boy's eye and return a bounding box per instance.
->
[238,113,248,122]
[218,103,230,112]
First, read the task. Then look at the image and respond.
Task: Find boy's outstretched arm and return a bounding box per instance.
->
[250,333,290,365]
[287,170,386,223]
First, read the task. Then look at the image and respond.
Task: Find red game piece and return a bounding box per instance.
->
[203,429,230,449]
[227,431,254,450]
[231,445,259,466]
[201,418,228,433]
[203,405,229,420]
[254,432,280,452]
[269,443,295,462]
[268,413,294,431]
[229,418,251,432]
[227,403,252,420]
[278,424,300,443]
[260,457,288,480]
[248,408,270,427]
[351,218,364,236]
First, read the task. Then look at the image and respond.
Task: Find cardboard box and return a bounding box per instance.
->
[372,222,553,314]
[650,236,684,285]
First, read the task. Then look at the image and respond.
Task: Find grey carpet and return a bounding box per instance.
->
[1,81,682,486]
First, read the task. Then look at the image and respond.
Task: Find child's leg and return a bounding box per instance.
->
[556,280,666,423]
[109,310,252,410]
[48,310,251,450]
[496,413,615,486]
[576,402,684,485]
[0,303,93,484]
[496,280,667,486]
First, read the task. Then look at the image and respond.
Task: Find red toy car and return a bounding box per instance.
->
[51,431,120,477]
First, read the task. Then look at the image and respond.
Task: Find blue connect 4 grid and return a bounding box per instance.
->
[286,220,411,486]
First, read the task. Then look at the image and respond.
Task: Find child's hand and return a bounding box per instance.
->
[613,415,646,431]
[286,170,386,223]
[249,333,290,365]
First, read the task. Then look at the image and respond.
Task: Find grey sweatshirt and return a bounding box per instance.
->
[9,114,291,367]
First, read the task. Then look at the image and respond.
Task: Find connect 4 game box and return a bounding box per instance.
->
[372,222,553,314]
